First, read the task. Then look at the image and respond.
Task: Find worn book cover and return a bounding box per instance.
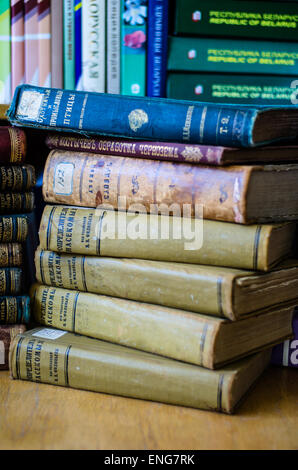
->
[9,326,272,413]
[0,214,28,243]
[0,127,26,164]
[0,295,30,323]
[0,243,22,266]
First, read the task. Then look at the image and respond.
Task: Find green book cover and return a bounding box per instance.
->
[167,73,298,105]
[168,36,298,76]
[63,0,75,89]
[174,0,298,42]
[121,0,147,96]
[0,1,10,104]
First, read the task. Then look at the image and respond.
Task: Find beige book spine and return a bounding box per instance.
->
[9,328,271,413]
[38,205,278,271]
[35,248,238,319]
[30,283,221,369]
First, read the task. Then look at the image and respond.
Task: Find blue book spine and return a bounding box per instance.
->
[146,0,168,98]
[74,0,82,90]
[8,84,273,147]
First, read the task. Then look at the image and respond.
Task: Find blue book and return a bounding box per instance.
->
[74,0,82,90]
[146,0,168,98]
[7,84,298,147]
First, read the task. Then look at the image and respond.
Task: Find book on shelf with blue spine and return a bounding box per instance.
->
[147,0,168,98]
[7,84,298,148]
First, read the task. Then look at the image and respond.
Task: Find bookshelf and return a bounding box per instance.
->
[0,366,297,450]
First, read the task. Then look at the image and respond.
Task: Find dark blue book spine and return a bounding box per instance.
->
[75,0,82,90]
[0,296,30,324]
[147,0,168,97]
[8,84,263,147]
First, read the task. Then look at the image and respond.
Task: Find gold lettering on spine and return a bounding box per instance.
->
[183,106,194,141]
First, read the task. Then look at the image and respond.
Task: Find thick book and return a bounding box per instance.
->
[82,0,105,93]
[0,243,22,267]
[24,0,38,85]
[0,323,25,370]
[0,192,34,214]
[7,85,298,148]
[168,36,298,77]
[0,295,30,323]
[0,267,22,294]
[74,0,82,91]
[38,205,296,271]
[35,249,298,320]
[0,214,28,242]
[9,326,272,413]
[167,73,298,106]
[37,0,51,88]
[50,0,63,89]
[147,0,168,98]
[45,132,298,166]
[0,164,35,192]
[107,0,120,94]
[271,311,298,368]
[30,283,294,369]
[174,0,298,41]
[63,0,75,90]
[0,127,26,164]
[121,0,147,96]
[0,1,11,104]
[42,150,298,224]
[11,0,25,95]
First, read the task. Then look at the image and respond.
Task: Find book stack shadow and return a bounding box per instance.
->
[7,87,298,413]
[0,126,36,370]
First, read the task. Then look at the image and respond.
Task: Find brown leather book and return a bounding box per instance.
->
[42,150,298,224]
[0,127,26,164]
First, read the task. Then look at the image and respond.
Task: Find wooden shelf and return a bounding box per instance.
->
[0,365,297,450]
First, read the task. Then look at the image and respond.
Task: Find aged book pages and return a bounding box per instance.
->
[35,249,298,320]
[38,205,296,271]
[30,283,294,368]
[9,327,272,413]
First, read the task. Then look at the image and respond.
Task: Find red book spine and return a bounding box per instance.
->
[45,133,225,165]
[0,127,26,164]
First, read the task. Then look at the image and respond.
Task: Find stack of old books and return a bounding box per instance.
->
[6,85,298,413]
[0,126,36,370]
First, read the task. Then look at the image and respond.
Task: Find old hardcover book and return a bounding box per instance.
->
[0,267,22,294]
[63,0,75,90]
[107,0,120,94]
[168,36,298,76]
[0,127,26,164]
[167,73,298,106]
[0,192,34,213]
[0,295,30,324]
[0,164,35,191]
[9,326,272,413]
[271,310,298,368]
[0,243,22,266]
[0,214,28,242]
[30,283,294,369]
[7,85,298,148]
[35,249,298,320]
[42,150,298,224]
[39,205,296,271]
[74,0,82,91]
[0,323,26,370]
[46,132,298,166]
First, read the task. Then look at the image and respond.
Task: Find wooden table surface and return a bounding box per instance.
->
[0,365,297,450]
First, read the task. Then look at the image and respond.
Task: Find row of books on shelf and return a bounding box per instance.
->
[4,0,298,107]
[0,0,169,104]
[1,85,298,413]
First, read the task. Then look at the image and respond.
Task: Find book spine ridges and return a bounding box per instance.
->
[0,295,30,323]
